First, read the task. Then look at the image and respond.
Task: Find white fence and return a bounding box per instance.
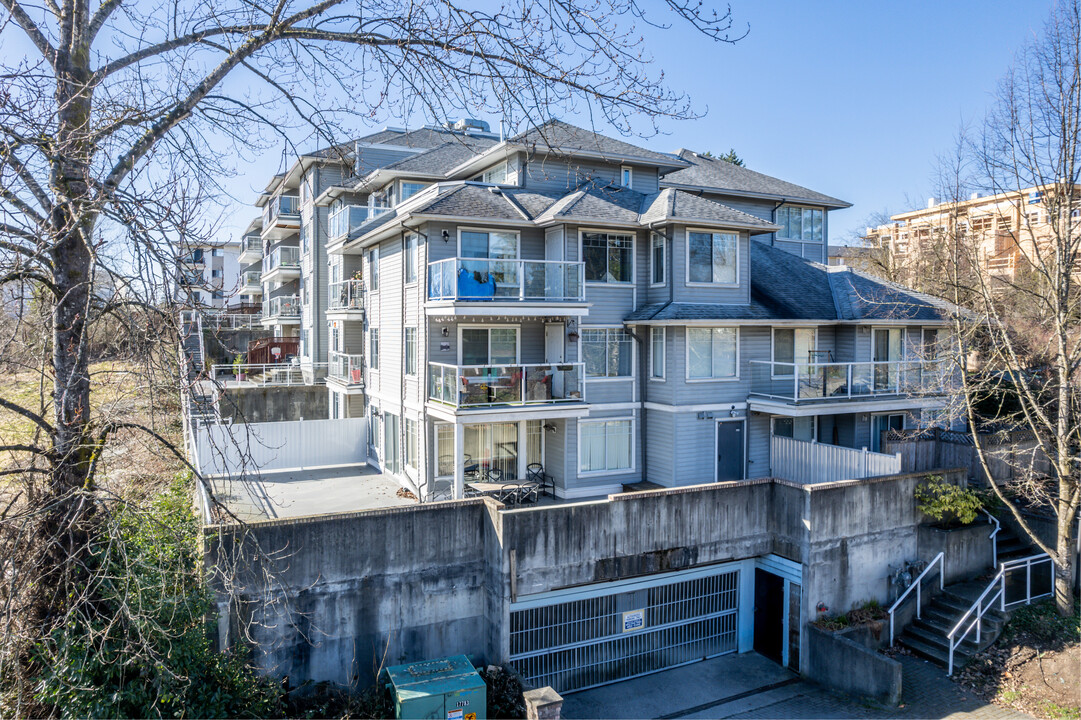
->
[770,435,902,485]
[193,417,367,477]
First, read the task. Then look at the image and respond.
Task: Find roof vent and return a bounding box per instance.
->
[970,192,980,200]
[448,118,490,133]
[488,186,502,195]
[927,197,937,209]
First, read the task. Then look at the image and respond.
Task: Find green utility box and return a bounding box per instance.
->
[383,655,487,720]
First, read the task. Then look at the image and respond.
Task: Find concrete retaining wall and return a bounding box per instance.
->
[206,469,966,690]
[804,624,901,705]
[918,523,995,585]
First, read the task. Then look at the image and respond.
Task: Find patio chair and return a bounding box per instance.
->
[526,463,554,498]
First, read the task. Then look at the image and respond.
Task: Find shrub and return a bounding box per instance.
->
[915,475,983,526]
[32,475,283,719]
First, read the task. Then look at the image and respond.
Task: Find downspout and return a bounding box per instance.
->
[770,200,784,247]
[622,324,648,483]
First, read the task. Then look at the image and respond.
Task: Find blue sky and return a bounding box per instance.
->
[222,1,1052,245]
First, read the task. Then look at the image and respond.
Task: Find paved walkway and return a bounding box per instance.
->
[561,653,1031,720]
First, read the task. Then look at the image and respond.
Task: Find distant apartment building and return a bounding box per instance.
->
[866,187,1081,284]
[177,239,241,309]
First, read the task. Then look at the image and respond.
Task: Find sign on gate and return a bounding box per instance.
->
[622,609,645,632]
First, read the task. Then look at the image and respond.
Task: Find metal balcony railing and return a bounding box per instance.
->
[328,279,364,311]
[429,362,585,408]
[328,351,365,385]
[264,245,300,272]
[328,205,391,242]
[428,258,586,302]
[262,295,300,319]
[263,194,299,227]
[749,359,955,404]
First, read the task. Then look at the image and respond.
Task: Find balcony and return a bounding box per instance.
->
[261,295,301,325]
[428,362,585,410]
[178,270,203,286]
[328,351,364,390]
[241,270,262,292]
[180,250,205,267]
[262,245,301,282]
[261,194,300,241]
[328,205,391,244]
[327,279,365,319]
[427,258,587,316]
[748,359,955,413]
[239,234,262,263]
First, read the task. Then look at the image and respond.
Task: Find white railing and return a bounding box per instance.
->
[328,279,365,311]
[770,435,901,484]
[201,312,264,330]
[328,351,364,385]
[210,362,327,387]
[750,359,956,403]
[328,204,390,242]
[429,362,586,408]
[982,509,1001,567]
[264,245,300,272]
[946,553,1054,675]
[262,295,300,319]
[888,552,944,646]
[428,258,586,302]
[263,194,299,227]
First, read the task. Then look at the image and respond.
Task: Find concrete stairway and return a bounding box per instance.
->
[179,313,218,424]
[897,581,1010,668]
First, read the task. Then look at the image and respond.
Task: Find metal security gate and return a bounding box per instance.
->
[509,565,740,693]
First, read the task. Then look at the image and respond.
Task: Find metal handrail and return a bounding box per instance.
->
[888,551,944,645]
[981,508,1001,566]
[210,362,326,387]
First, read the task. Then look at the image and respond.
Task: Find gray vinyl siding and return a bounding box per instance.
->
[354,146,416,174]
[544,418,569,492]
[644,409,674,486]
[835,326,858,363]
[522,156,659,195]
[747,412,770,479]
[584,379,634,404]
[670,226,751,305]
[670,413,719,486]
[657,326,767,407]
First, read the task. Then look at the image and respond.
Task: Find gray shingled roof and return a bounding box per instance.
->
[509,120,688,166]
[410,184,527,221]
[379,137,498,176]
[535,182,645,224]
[502,189,564,219]
[627,242,958,324]
[663,150,850,208]
[640,188,777,231]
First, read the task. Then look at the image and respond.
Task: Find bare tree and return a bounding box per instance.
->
[944,0,1080,616]
[0,0,746,708]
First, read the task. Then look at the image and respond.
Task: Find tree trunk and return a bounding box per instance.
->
[1055,512,1077,616]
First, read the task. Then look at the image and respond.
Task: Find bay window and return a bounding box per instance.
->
[582,328,633,377]
[583,231,633,283]
[687,327,738,380]
[580,419,633,473]
[688,231,738,284]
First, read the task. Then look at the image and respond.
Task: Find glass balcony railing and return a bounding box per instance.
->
[242,271,262,289]
[263,245,300,272]
[262,295,300,319]
[428,362,585,408]
[263,194,299,227]
[427,258,585,302]
[240,234,262,258]
[328,279,364,311]
[329,351,364,385]
[328,205,391,242]
[749,359,956,403]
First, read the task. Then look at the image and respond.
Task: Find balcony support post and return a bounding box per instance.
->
[453,422,465,500]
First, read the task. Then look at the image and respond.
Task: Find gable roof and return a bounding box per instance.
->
[640,188,778,232]
[663,150,850,208]
[507,120,689,167]
[377,136,499,177]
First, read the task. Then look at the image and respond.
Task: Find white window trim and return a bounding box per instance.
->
[771,327,818,379]
[579,228,636,286]
[582,326,635,381]
[650,232,666,287]
[457,323,521,366]
[685,228,740,288]
[577,416,637,477]
[456,226,521,259]
[649,327,666,381]
[404,233,419,285]
[404,327,418,376]
[369,327,380,373]
[368,246,380,294]
[685,326,741,382]
[713,417,747,483]
[620,165,633,189]
[481,161,509,185]
[776,205,826,243]
[870,326,907,362]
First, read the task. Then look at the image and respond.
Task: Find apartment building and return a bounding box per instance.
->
[866,187,1081,283]
[177,238,241,308]
[234,119,956,502]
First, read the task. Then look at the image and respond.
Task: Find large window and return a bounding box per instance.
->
[405,233,418,283]
[777,206,824,243]
[368,247,379,291]
[772,328,816,375]
[688,231,738,284]
[580,419,633,473]
[773,416,815,442]
[650,327,665,379]
[583,232,633,283]
[582,328,633,377]
[370,328,380,370]
[687,327,738,379]
[405,327,417,375]
[480,162,508,184]
[404,417,418,470]
[460,229,518,259]
[461,326,517,365]
[401,181,427,202]
[651,233,665,285]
